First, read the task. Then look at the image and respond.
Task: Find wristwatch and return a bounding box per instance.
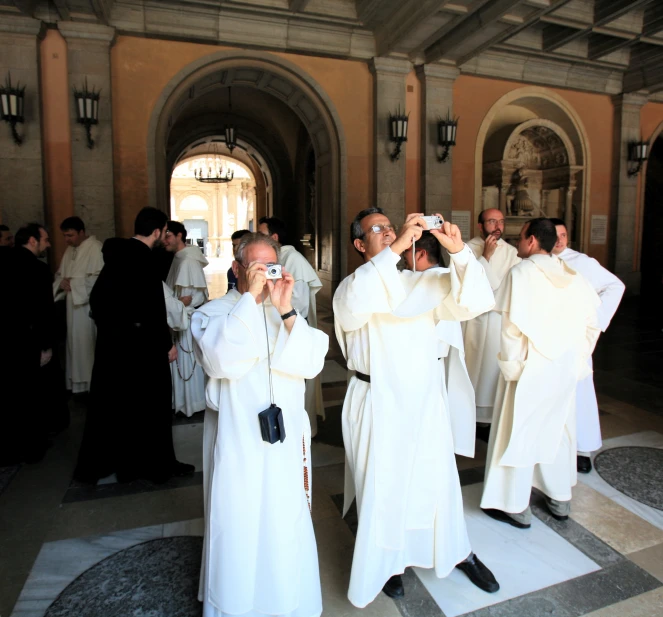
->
[280,308,297,321]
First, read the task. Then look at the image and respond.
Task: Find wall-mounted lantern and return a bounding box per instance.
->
[0,73,26,145]
[74,79,100,149]
[389,106,409,161]
[438,111,458,163]
[627,140,648,177]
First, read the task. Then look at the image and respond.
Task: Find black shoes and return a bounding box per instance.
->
[577,455,592,474]
[382,574,405,599]
[456,553,500,593]
[476,424,491,443]
[482,508,531,529]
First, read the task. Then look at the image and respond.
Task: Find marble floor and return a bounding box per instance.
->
[2,297,663,617]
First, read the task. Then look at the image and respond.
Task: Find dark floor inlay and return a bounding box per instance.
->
[45,537,203,617]
[594,446,663,510]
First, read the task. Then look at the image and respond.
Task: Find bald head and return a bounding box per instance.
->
[478,208,505,241]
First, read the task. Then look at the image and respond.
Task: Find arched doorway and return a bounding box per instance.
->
[475,87,590,249]
[147,51,347,307]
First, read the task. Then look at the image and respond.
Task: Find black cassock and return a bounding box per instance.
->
[0,246,55,464]
[74,238,176,483]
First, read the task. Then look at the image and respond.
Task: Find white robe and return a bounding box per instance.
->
[430,266,476,458]
[191,290,328,617]
[333,245,495,608]
[53,236,104,393]
[462,237,521,423]
[557,248,625,453]
[167,246,209,417]
[280,245,325,435]
[480,255,601,514]
[163,282,189,331]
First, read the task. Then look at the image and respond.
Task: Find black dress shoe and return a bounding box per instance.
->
[456,553,500,593]
[482,508,531,529]
[171,460,195,477]
[382,574,404,599]
[476,424,491,443]
[577,455,592,474]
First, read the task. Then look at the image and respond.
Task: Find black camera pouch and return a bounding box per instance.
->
[258,403,286,444]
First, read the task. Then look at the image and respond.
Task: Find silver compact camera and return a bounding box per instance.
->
[421,215,444,229]
[265,263,283,279]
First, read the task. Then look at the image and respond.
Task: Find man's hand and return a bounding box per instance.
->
[390,213,426,256]
[482,234,498,261]
[430,214,464,254]
[245,262,268,299]
[168,345,178,363]
[267,269,295,315]
[60,278,72,292]
[40,349,53,367]
[180,295,192,307]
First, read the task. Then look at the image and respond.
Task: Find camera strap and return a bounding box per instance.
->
[261,290,275,405]
[412,237,416,272]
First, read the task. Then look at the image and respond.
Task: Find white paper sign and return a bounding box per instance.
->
[590,215,608,245]
[451,210,472,240]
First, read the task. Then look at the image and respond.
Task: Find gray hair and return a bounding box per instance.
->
[235,232,281,265]
[350,207,385,242]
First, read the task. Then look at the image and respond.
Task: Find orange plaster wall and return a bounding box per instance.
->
[111,36,374,276]
[452,75,614,266]
[405,70,421,216]
[40,29,75,265]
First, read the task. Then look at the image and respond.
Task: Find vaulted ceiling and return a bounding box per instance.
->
[3,0,663,95]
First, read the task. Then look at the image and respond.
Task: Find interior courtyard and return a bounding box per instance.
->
[2,0,663,615]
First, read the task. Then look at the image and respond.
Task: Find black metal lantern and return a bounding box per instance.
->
[74,79,100,149]
[389,106,409,161]
[0,73,26,145]
[627,140,648,177]
[225,124,237,153]
[438,112,459,163]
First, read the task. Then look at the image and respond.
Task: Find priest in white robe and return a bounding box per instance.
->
[165,221,209,417]
[481,218,601,528]
[334,208,498,607]
[53,216,104,393]
[551,218,625,473]
[258,217,324,436]
[402,231,476,458]
[462,209,521,430]
[191,232,328,617]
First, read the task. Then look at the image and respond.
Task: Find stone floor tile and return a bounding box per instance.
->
[575,585,663,617]
[627,543,663,583]
[570,483,663,555]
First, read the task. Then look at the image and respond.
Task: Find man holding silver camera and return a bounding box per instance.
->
[191,232,328,617]
[334,208,498,607]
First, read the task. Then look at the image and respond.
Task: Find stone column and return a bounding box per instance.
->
[499,184,509,215]
[58,22,116,241]
[0,15,44,231]
[564,186,575,244]
[541,190,550,216]
[611,91,648,289]
[415,64,459,220]
[369,57,411,223]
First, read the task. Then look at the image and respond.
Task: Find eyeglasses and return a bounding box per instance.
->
[361,224,396,238]
[484,219,505,226]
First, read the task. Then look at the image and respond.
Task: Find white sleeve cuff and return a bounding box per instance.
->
[448,244,472,266]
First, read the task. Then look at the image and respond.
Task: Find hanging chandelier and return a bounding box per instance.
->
[194,142,235,183]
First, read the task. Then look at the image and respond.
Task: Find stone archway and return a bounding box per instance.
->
[482,118,584,246]
[146,50,348,305]
[475,87,591,250]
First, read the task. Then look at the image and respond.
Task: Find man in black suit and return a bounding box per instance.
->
[0,223,55,464]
